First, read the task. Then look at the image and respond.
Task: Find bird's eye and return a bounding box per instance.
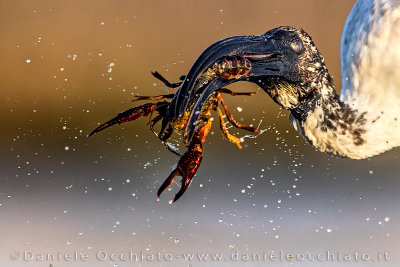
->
[290,40,303,54]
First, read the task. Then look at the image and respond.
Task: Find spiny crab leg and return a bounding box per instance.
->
[151,71,184,88]
[88,102,167,136]
[157,119,211,203]
[132,94,175,102]
[216,92,260,134]
[217,106,244,149]
[131,71,185,103]
[217,87,257,97]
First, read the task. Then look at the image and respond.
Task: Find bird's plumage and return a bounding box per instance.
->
[289,0,400,159]
[338,0,400,157]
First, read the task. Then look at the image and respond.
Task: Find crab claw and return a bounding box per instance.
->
[157,144,203,203]
[88,103,160,137]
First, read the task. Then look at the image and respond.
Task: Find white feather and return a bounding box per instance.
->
[298,0,400,159]
[340,0,400,157]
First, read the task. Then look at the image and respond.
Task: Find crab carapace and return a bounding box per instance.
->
[89,55,260,202]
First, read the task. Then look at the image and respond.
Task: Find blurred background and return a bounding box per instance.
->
[1,0,399,266]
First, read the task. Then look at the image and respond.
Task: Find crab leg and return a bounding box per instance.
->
[216,93,260,133]
[151,71,184,88]
[217,88,257,97]
[132,94,175,102]
[88,102,167,136]
[216,106,244,149]
[157,118,211,203]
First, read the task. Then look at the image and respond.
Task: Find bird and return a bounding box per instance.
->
[89,0,400,201]
[162,0,400,160]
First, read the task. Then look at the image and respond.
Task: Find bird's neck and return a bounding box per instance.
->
[290,82,372,159]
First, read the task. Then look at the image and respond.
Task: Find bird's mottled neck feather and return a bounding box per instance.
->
[290,83,371,159]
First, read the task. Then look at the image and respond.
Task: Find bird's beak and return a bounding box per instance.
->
[163,33,289,142]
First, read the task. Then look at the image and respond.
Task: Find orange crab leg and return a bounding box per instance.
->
[217,88,257,97]
[217,106,244,149]
[157,118,211,203]
[132,94,175,102]
[216,93,260,133]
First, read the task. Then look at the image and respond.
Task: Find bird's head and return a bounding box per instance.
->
[247,26,332,110]
[165,26,334,142]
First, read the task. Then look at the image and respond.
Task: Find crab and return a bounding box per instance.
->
[89,63,260,202]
